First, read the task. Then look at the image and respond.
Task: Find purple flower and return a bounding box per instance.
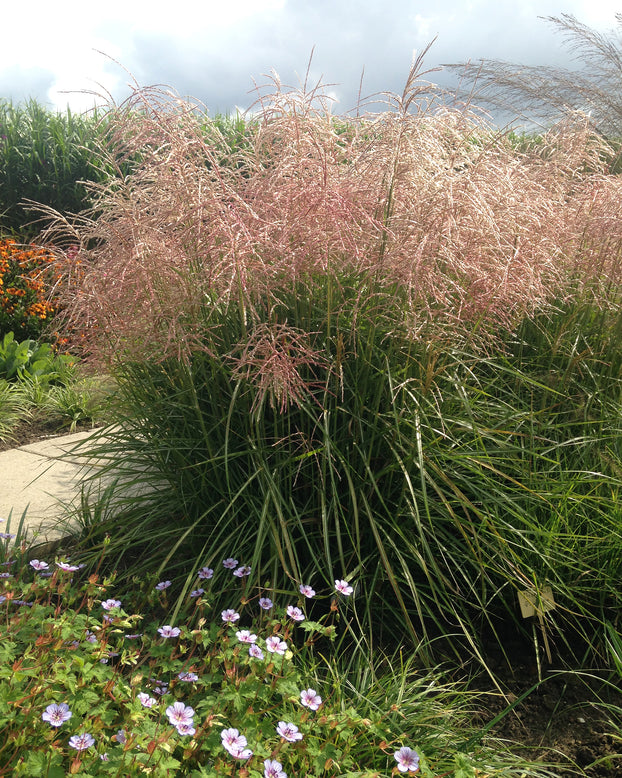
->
[166,701,195,731]
[221,608,240,623]
[233,565,251,577]
[235,629,257,644]
[249,643,264,660]
[158,625,181,638]
[155,580,171,590]
[190,588,205,598]
[178,671,199,682]
[85,630,97,643]
[394,746,420,773]
[300,688,322,710]
[264,759,288,778]
[334,579,353,596]
[198,566,214,579]
[176,721,196,736]
[266,636,288,655]
[69,732,95,751]
[221,727,252,759]
[29,559,49,571]
[56,561,81,572]
[101,598,122,610]
[221,727,244,750]
[125,633,143,640]
[41,703,72,727]
[259,597,273,610]
[299,584,316,598]
[0,533,15,540]
[138,692,157,708]
[116,729,127,744]
[286,605,305,622]
[0,572,11,578]
[222,558,238,569]
[276,721,303,742]
[149,676,168,692]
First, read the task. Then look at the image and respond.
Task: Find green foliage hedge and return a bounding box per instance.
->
[0,100,113,235]
[0,99,254,237]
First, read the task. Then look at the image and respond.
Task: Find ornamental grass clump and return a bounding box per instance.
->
[43,61,622,662]
[0,539,549,777]
[47,65,622,362]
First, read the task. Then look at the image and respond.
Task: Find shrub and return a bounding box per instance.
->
[0,238,60,342]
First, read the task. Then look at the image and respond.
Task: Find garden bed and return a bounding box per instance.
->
[0,418,96,451]
[476,663,622,776]
[2,67,622,775]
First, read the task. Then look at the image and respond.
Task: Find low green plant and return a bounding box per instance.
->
[40,376,112,433]
[589,623,622,767]
[0,332,74,383]
[14,369,112,434]
[0,344,109,443]
[0,379,28,441]
[0,542,549,777]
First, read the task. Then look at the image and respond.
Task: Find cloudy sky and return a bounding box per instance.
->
[1,0,619,119]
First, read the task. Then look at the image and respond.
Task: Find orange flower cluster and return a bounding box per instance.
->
[0,238,58,341]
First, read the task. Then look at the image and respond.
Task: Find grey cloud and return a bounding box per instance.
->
[113,1,453,113]
[112,1,591,118]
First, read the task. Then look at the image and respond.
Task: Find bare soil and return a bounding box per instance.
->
[478,672,621,776]
[472,632,622,777]
[0,418,95,452]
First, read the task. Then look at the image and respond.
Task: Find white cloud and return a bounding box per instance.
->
[0,1,619,114]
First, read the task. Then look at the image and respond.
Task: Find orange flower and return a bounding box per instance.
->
[0,238,63,344]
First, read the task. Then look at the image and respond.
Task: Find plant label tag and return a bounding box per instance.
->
[518,586,555,619]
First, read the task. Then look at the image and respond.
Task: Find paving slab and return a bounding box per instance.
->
[0,429,103,543]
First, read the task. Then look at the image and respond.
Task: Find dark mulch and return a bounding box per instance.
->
[471,630,622,777]
[477,671,621,776]
[0,419,96,452]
